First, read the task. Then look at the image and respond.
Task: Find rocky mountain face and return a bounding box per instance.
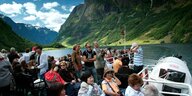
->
[0,14,58,45]
[0,18,34,51]
[57,0,192,46]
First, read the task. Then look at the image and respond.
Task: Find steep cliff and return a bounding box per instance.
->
[57,0,192,46]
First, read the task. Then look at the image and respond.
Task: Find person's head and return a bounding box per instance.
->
[143,84,159,96]
[117,55,122,60]
[131,42,139,49]
[10,47,16,52]
[128,73,143,91]
[73,44,80,51]
[51,84,66,96]
[85,42,92,51]
[32,46,37,52]
[60,61,67,69]
[103,69,114,80]
[80,71,94,85]
[122,57,129,66]
[25,48,30,53]
[1,49,7,53]
[35,46,42,54]
[94,41,99,48]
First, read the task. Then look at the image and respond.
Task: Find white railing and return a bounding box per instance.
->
[139,65,192,96]
[143,79,192,96]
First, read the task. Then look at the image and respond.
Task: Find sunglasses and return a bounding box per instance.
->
[60,65,66,66]
[87,46,91,48]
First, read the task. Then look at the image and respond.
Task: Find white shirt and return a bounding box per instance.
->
[125,86,144,96]
[37,53,48,75]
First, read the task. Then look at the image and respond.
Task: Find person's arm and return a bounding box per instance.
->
[83,55,89,62]
[88,55,96,61]
[131,45,139,53]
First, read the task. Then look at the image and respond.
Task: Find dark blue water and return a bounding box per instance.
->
[44,44,192,73]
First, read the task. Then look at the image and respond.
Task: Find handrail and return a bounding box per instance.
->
[143,79,192,96]
[139,65,192,96]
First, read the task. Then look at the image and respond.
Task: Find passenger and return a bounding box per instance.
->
[94,41,106,82]
[143,84,160,96]
[125,73,144,96]
[82,42,98,83]
[131,42,143,73]
[78,71,103,96]
[20,48,30,64]
[0,52,13,96]
[45,64,66,89]
[59,61,80,96]
[116,57,134,89]
[102,68,122,96]
[47,82,67,96]
[72,44,82,78]
[113,55,122,73]
[7,47,20,64]
[35,46,48,80]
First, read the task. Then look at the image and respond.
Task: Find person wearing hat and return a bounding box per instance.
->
[130,42,143,73]
[101,68,122,96]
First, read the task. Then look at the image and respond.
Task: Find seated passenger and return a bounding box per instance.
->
[78,71,103,96]
[45,64,66,89]
[102,68,122,96]
[125,73,144,96]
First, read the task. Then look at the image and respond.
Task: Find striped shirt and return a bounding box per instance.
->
[133,47,143,66]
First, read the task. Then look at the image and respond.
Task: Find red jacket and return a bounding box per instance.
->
[45,70,65,84]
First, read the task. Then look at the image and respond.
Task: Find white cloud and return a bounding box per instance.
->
[9,14,17,17]
[43,2,59,10]
[23,15,36,21]
[0,1,70,32]
[36,10,69,31]
[0,1,22,14]
[69,6,75,12]
[61,5,67,11]
[23,2,37,15]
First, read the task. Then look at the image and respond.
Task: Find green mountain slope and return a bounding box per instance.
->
[57,0,192,46]
[0,18,34,51]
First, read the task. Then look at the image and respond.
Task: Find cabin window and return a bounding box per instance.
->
[159,68,186,83]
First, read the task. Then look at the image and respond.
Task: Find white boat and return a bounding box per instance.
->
[139,56,192,96]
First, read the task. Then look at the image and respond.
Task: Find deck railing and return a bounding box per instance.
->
[139,65,192,96]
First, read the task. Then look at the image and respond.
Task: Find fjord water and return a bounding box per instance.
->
[44,44,192,73]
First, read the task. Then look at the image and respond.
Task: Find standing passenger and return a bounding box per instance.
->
[36,46,48,80]
[94,41,105,82]
[83,42,98,83]
[72,44,82,78]
[131,42,143,73]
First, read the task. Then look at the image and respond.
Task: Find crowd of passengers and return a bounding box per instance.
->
[0,42,159,96]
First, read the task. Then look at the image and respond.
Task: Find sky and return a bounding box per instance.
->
[0,0,84,32]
